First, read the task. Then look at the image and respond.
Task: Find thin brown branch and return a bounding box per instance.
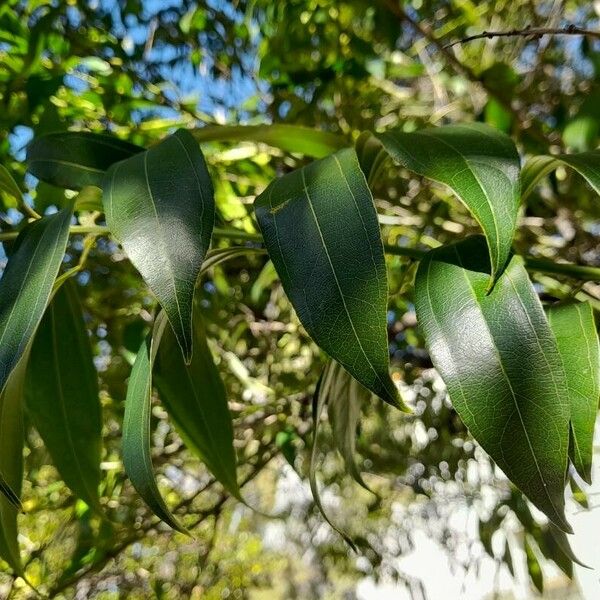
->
[444,25,600,49]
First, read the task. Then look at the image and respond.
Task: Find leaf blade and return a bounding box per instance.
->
[377,123,521,282]
[103,129,215,362]
[414,236,571,532]
[255,148,402,408]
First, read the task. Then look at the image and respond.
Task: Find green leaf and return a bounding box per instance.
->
[546,302,599,483]
[192,124,346,158]
[103,129,215,362]
[377,123,520,283]
[25,282,103,510]
[521,150,600,202]
[414,236,571,532]
[0,352,27,575]
[0,164,22,209]
[0,205,73,394]
[27,131,143,190]
[525,536,544,594]
[255,148,403,409]
[123,312,187,534]
[154,310,240,499]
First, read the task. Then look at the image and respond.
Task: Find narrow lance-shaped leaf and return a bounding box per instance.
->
[103,129,215,362]
[0,352,27,575]
[0,205,73,394]
[521,150,600,201]
[27,131,143,190]
[255,147,404,409]
[547,302,600,483]
[25,282,103,510]
[377,123,521,284]
[123,312,187,534]
[154,309,241,500]
[0,164,22,209]
[414,236,572,532]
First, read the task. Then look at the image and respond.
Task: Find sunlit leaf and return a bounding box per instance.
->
[103,129,215,362]
[377,123,520,283]
[0,164,22,209]
[27,131,143,190]
[255,148,403,408]
[415,236,571,532]
[25,282,103,510]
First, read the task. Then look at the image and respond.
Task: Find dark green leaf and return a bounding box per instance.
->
[255,148,403,408]
[0,205,73,394]
[25,282,103,510]
[547,302,599,483]
[521,150,600,201]
[27,131,143,190]
[414,236,571,532]
[123,312,187,534]
[377,123,520,283]
[192,124,346,158]
[103,129,215,362]
[154,311,240,500]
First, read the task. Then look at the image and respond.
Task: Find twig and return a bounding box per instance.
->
[444,25,600,49]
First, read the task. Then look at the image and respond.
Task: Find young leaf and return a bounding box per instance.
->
[546,302,599,483]
[521,150,600,201]
[0,352,27,575]
[26,131,143,190]
[154,311,240,500]
[255,148,403,409]
[377,123,520,283]
[123,312,187,534]
[192,124,346,158]
[0,205,73,394]
[414,236,572,532]
[0,164,22,208]
[103,129,215,362]
[25,282,103,510]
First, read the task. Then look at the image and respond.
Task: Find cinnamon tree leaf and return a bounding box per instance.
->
[414,236,572,532]
[25,282,103,510]
[0,205,73,394]
[255,148,403,409]
[103,129,215,362]
[377,123,520,284]
[27,131,143,190]
[547,302,599,483]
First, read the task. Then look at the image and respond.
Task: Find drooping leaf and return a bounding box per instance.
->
[377,123,521,283]
[0,164,22,209]
[546,302,599,483]
[103,129,215,362]
[122,312,187,534]
[25,282,103,510]
[26,131,143,190]
[414,236,571,532]
[525,536,544,594]
[0,205,73,394]
[521,150,600,201]
[0,352,27,575]
[255,147,403,409]
[154,310,240,500]
[192,124,346,158]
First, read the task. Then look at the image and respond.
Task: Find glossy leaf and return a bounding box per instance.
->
[255,147,403,408]
[414,236,571,532]
[103,128,215,362]
[192,124,346,158]
[27,131,143,190]
[0,353,27,575]
[521,150,600,201]
[123,312,187,534]
[154,311,240,500]
[547,302,599,483]
[25,282,103,510]
[377,123,520,283]
[0,205,73,394]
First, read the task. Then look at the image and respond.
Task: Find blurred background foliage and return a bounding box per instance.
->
[1,0,600,598]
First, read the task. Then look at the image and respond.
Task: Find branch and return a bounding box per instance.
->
[444,25,600,49]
